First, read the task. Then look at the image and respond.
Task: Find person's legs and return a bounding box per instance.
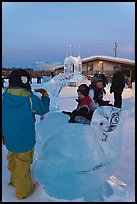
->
[7,152,16,187]
[114,92,122,108]
[15,149,35,199]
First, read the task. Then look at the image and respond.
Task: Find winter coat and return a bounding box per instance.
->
[94,88,104,105]
[89,86,103,105]
[110,71,125,93]
[89,87,111,106]
[2,87,50,152]
[68,95,96,124]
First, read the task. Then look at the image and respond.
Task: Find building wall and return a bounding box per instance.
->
[77,59,134,87]
[82,60,117,80]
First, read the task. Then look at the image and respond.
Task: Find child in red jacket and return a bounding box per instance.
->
[62,84,97,125]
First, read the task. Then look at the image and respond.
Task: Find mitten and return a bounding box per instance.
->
[35,88,49,97]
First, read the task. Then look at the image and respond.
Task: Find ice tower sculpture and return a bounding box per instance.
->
[64,44,82,86]
[64,55,82,77]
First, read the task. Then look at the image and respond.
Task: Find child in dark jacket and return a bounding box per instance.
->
[2,69,50,199]
[89,77,112,106]
[62,84,97,125]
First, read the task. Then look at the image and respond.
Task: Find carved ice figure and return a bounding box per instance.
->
[35,106,123,201]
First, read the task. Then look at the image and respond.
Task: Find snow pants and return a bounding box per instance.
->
[7,148,35,199]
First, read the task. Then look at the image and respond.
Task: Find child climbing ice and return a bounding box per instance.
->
[62,83,97,125]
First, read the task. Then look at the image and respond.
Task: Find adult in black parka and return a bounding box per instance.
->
[110,66,125,108]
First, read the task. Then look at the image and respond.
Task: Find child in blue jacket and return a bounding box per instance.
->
[2,69,50,199]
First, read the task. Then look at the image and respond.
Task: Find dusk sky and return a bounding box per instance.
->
[2,2,135,68]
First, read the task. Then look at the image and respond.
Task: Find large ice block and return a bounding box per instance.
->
[35,106,122,201]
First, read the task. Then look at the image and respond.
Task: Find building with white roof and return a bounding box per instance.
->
[55,55,135,87]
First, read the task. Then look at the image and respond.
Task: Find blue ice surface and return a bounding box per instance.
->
[32,73,88,112]
[42,76,52,83]
[35,106,122,201]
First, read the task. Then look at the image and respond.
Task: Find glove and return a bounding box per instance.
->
[62,111,72,116]
[35,88,49,97]
[68,118,75,123]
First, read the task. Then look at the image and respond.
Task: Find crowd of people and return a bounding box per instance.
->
[2,68,125,200]
[63,68,125,124]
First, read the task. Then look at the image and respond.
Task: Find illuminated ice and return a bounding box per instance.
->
[32,73,88,112]
[42,76,51,83]
[35,106,123,201]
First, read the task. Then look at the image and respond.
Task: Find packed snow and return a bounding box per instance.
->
[2,76,135,202]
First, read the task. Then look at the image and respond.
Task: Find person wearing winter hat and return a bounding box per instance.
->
[77,83,89,97]
[2,69,50,199]
[62,84,97,124]
[91,76,102,84]
[89,76,112,106]
[9,69,32,90]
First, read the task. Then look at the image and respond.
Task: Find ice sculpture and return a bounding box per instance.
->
[42,76,51,83]
[35,106,122,201]
[33,73,88,112]
[64,55,82,79]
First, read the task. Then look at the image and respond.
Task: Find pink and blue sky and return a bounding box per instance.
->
[2,2,135,68]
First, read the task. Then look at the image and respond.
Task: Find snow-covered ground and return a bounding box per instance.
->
[2,79,135,202]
